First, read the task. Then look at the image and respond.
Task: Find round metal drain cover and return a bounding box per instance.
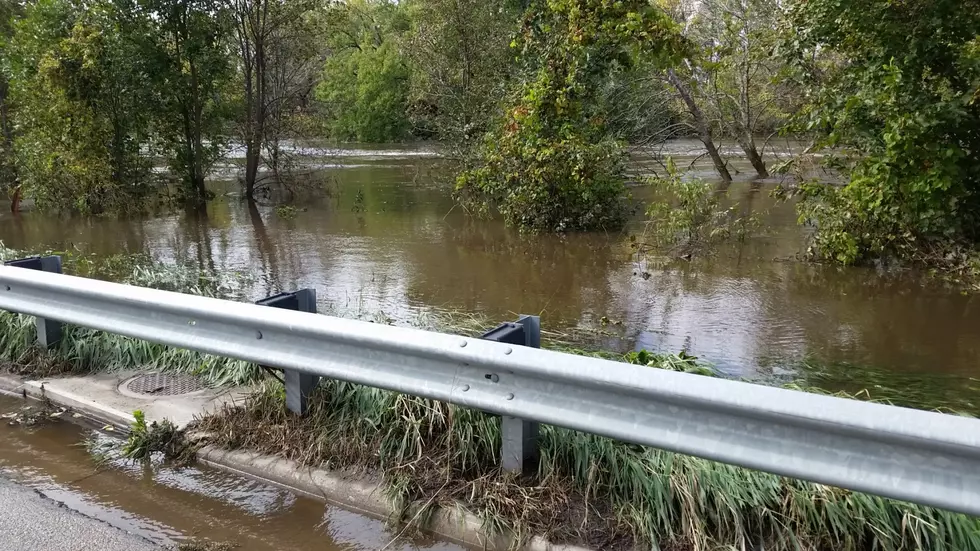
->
[125,373,205,396]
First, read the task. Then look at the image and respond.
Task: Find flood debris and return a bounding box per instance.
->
[174,540,237,551]
[0,399,70,426]
[122,410,197,465]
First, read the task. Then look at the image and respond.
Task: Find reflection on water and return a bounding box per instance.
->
[0,395,460,551]
[2,141,980,385]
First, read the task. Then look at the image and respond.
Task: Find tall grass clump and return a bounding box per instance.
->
[0,243,260,385]
[197,351,980,551]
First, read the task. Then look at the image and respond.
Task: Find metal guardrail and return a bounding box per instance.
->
[1,263,980,516]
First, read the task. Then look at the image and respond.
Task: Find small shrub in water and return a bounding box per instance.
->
[639,158,759,258]
[274,205,298,220]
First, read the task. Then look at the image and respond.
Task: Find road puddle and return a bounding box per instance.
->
[0,394,462,550]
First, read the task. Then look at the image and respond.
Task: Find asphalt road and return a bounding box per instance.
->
[0,477,159,551]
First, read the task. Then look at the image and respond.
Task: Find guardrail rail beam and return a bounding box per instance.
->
[2,266,980,515]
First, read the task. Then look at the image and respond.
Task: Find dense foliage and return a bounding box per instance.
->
[789,0,980,266]
[6,0,155,213]
[456,0,683,232]
[315,0,411,142]
[1,0,979,276]
[1,0,232,212]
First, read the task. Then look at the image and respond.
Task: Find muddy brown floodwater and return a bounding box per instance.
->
[0,394,462,550]
[2,141,980,403]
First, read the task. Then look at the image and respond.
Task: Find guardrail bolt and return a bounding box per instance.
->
[255,288,319,416]
[481,314,541,476]
[3,255,64,349]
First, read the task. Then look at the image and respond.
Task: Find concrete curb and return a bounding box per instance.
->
[0,373,594,551]
[0,374,134,429]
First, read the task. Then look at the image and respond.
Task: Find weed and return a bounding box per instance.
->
[123,410,194,464]
[637,158,759,260]
[274,205,298,220]
[352,188,366,213]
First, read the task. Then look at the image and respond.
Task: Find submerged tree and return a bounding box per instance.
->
[660,0,789,181]
[789,0,980,266]
[456,0,683,232]
[315,0,412,142]
[233,0,320,201]
[402,0,516,151]
[7,0,156,214]
[146,0,232,206]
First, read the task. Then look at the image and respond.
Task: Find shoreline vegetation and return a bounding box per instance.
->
[2,245,979,549]
[0,0,977,280]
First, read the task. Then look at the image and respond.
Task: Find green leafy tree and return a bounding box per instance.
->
[315,0,411,142]
[0,0,21,201]
[7,0,155,214]
[232,0,321,200]
[456,0,683,232]
[144,0,232,206]
[401,0,518,150]
[789,0,980,266]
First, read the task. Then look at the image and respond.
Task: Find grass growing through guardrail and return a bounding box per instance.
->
[196,352,980,551]
[0,244,261,384]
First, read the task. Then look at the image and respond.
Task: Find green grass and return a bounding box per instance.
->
[197,363,980,551]
[0,243,260,385]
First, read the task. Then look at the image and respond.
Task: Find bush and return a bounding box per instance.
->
[455,0,682,233]
[789,1,980,269]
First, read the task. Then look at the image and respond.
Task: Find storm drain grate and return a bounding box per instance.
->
[125,373,205,396]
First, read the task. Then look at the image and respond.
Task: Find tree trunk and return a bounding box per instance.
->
[194,173,207,203]
[244,144,260,199]
[667,70,732,182]
[10,185,20,214]
[240,1,268,201]
[739,138,769,179]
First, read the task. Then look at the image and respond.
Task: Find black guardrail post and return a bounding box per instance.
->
[481,314,541,475]
[256,289,319,415]
[3,255,63,348]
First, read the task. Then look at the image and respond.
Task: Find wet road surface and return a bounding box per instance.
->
[0,476,158,551]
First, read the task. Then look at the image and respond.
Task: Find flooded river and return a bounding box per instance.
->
[1,140,979,404]
[0,394,460,550]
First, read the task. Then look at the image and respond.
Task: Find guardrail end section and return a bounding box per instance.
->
[3,255,63,348]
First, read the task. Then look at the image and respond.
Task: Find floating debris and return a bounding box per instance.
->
[2,403,70,426]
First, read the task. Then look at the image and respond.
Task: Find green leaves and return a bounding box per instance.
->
[314,0,412,143]
[456,0,683,232]
[789,0,980,268]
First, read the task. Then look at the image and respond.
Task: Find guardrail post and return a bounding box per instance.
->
[256,289,319,416]
[482,314,540,475]
[3,255,63,348]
